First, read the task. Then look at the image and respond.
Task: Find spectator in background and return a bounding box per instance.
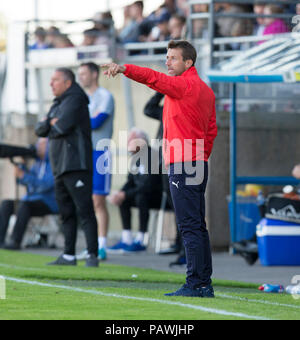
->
[0,138,58,250]
[45,26,61,48]
[118,5,134,41]
[123,5,132,27]
[169,14,186,40]
[262,4,290,36]
[157,16,170,41]
[52,34,74,48]
[82,29,100,46]
[119,5,138,42]
[164,0,182,16]
[215,3,253,39]
[119,1,145,43]
[30,27,49,50]
[148,10,171,42]
[253,1,266,37]
[92,11,114,45]
[107,128,162,253]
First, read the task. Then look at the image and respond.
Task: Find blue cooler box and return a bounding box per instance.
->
[257,218,300,266]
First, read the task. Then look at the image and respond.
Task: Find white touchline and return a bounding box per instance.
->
[1,263,298,312]
[216,293,300,310]
[3,276,270,320]
[0,263,49,272]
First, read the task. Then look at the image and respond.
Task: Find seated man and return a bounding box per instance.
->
[0,138,58,250]
[107,128,162,253]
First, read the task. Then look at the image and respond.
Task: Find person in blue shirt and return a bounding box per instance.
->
[30,27,50,50]
[0,138,58,250]
[78,62,115,261]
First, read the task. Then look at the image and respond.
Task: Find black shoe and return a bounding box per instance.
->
[47,255,77,266]
[198,285,215,298]
[4,241,21,251]
[233,240,258,254]
[85,254,99,268]
[165,284,203,297]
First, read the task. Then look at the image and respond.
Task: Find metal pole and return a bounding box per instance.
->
[34,0,39,22]
[122,77,135,129]
[208,0,215,68]
[230,83,237,246]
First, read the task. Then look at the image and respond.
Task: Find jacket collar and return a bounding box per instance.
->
[181,66,198,78]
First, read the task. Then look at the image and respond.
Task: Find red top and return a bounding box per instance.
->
[124,64,218,166]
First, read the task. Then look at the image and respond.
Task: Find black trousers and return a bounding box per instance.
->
[120,192,162,233]
[169,161,212,288]
[55,171,98,256]
[0,200,52,245]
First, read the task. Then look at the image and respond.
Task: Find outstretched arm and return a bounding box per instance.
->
[102,63,189,99]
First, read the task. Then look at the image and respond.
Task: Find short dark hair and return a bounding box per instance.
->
[132,1,144,11]
[34,26,46,38]
[171,14,186,26]
[80,62,100,76]
[56,68,75,83]
[168,40,197,66]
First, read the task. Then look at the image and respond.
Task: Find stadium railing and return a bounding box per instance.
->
[13,0,300,119]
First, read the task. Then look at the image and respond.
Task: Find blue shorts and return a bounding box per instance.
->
[93,150,112,196]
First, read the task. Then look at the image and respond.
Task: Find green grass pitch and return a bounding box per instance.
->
[0,250,299,320]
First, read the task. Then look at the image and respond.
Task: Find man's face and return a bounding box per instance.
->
[129,4,141,20]
[50,71,72,97]
[158,21,170,36]
[78,66,97,89]
[169,18,183,39]
[254,5,265,26]
[166,48,192,76]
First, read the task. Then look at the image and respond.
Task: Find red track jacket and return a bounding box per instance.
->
[124,64,218,166]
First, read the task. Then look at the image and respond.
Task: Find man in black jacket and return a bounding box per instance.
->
[107,128,162,253]
[35,68,98,267]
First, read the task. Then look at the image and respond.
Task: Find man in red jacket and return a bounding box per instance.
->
[103,40,217,298]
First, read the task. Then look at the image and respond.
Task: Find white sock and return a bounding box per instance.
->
[98,237,107,250]
[63,254,75,261]
[122,230,133,245]
[135,232,145,244]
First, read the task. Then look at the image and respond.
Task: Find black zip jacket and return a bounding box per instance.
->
[122,146,162,200]
[35,82,93,178]
[143,92,164,140]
